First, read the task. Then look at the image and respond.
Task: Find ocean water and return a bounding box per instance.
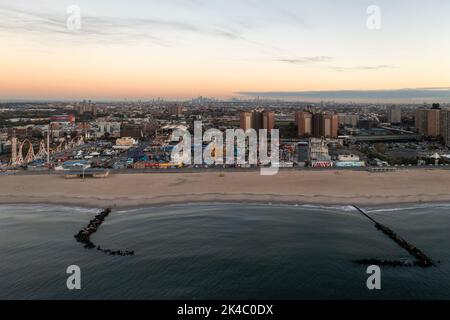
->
[0,202,450,300]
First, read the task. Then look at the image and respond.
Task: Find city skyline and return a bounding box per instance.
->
[1,0,450,101]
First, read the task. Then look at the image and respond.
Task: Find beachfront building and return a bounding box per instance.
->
[335,154,366,168]
[309,138,333,168]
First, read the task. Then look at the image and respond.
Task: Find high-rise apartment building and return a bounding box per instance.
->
[240,110,275,133]
[313,113,339,138]
[74,103,97,116]
[415,109,428,135]
[440,110,450,147]
[325,113,339,138]
[338,114,358,127]
[427,109,441,137]
[240,112,253,132]
[297,112,338,138]
[387,106,402,124]
[415,104,441,137]
[262,111,275,133]
[295,112,313,137]
[168,105,183,116]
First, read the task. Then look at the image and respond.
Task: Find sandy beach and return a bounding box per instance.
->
[0,169,450,208]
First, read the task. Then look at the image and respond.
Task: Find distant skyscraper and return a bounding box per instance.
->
[387,106,402,124]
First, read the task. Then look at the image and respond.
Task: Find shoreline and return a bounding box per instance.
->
[0,199,449,211]
[1,170,450,209]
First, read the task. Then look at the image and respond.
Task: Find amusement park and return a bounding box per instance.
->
[9,135,85,168]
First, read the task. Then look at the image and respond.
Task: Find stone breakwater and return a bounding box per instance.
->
[74,208,134,257]
[353,205,435,268]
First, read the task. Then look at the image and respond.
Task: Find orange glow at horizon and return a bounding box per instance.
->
[1,42,450,100]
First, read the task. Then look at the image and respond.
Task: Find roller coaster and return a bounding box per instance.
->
[9,136,84,167]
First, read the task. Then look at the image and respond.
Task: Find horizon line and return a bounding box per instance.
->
[3,87,450,104]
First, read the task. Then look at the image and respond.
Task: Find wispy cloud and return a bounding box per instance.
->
[249,0,310,28]
[0,1,313,54]
[231,56,333,65]
[276,56,333,64]
[0,6,168,46]
[330,65,396,72]
[0,4,265,47]
[234,57,392,70]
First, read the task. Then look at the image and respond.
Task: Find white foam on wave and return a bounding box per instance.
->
[365,202,450,214]
[0,203,100,214]
[297,204,356,212]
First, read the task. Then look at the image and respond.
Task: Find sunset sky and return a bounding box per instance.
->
[1,0,450,101]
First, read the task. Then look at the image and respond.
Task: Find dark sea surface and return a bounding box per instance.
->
[1,203,449,300]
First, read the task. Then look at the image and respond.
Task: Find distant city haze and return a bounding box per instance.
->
[1,0,450,101]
